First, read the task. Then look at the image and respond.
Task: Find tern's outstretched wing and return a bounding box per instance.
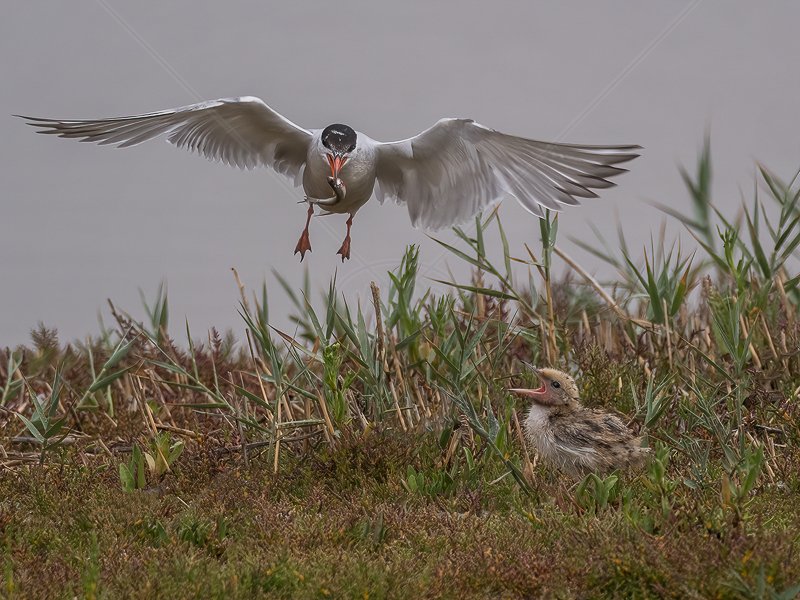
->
[374,118,640,230]
[17,96,312,182]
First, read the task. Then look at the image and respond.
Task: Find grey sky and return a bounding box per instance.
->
[2,1,799,346]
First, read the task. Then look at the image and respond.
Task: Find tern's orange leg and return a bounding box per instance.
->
[294,204,314,261]
[336,215,353,262]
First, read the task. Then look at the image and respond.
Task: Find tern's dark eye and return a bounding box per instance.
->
[551,381,561,389]
[347,143,356,153]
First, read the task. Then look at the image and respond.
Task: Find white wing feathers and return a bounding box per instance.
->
[375,118,639,230]
[18,96,312,181]
[19,104,638,227]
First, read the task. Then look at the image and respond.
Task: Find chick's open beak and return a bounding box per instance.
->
[508,365,546,398]
[508,386,546,398]
[326,153,347,179]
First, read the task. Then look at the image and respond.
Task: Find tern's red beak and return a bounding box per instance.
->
[326,153,347,179]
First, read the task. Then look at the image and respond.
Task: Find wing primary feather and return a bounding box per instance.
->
[375,119,639,229]
[16,97,312,184]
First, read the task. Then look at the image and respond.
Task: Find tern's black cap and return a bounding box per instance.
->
[321,124,357,154]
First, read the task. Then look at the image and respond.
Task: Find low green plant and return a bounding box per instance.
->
[708,291,755,378]
[404,464,456,498]
[350,511,387,548]
[176,513,230,556]
[119,432,184,492]
[119,444,147,492]
[137,517,169,547]
[81,531,101,600]
[77,335,136,410]
[322,342,356,427]
[0,351,23,407]
[145,431,185,479]
[720,443,764,525]
[140,281,169,345]
[624,442,678,533]
[631,372,672,430]
[15,367,67,464]
[623,242,694,326]
[645,443,678,518]
[448,388,532,495]
[723,562,800,600]
[575,473,620,513]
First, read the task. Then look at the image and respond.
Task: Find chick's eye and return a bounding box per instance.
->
[551,381,561,389]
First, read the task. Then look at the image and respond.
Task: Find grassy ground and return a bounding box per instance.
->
[2,151,800,598]
[2,443,799,599]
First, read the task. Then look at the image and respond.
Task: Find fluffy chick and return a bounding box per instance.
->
[510,367,649,478]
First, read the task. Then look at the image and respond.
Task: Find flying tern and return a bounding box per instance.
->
[18,96,640,261]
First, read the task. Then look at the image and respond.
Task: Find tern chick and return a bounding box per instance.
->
[510,367,649,478]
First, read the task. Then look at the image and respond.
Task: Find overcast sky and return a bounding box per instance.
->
[2,1,799,346]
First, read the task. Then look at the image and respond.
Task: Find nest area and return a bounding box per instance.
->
[2,157,800,597]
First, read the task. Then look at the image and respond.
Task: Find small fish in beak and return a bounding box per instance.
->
[327,175,346,202]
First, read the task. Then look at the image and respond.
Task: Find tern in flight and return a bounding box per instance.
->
[18,97,639,261]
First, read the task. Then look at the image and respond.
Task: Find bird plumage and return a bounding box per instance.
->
[17,95,640,259]
[511,367,649,478]
[18,97,311,179]
[374,118,639,230]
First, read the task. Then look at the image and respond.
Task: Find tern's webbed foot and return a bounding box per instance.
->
[337,214,354,262]
[294,230,312,261]
[336,238,351,261]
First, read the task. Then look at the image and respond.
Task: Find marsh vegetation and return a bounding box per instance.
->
[2,147,799,598]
